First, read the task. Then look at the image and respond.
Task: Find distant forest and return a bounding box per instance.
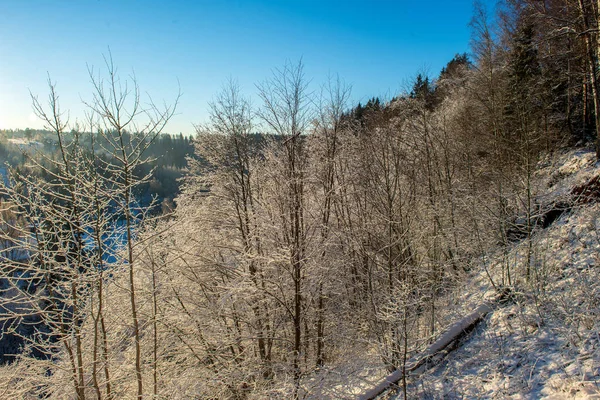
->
[0,128,194,211]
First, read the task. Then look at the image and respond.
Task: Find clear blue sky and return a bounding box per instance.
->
[0,0,495,135]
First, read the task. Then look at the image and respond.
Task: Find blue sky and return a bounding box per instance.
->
[0,0,495,135]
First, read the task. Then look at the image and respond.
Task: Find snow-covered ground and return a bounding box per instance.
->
[388,148,600,399]
[7,138,43,149]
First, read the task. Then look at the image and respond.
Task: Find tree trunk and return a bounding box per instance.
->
[578,0,600,157]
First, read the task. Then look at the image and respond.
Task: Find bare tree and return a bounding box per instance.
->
[256,60,313,398]
[309,75,351,368]
[0,78,108,399]
[84,55,179,399]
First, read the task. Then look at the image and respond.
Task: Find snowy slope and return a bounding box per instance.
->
[392,148,600,399]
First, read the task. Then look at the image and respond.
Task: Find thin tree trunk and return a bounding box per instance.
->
[578,0,600,157]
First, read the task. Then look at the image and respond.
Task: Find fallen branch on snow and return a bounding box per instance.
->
[357,298,499,400]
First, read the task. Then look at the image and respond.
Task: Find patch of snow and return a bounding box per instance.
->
[384,147,600,399]
[7,138,43,148]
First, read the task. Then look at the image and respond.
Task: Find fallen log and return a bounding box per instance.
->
[357,300,496,400]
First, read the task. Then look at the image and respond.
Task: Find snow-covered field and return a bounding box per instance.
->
[389,148,600,399]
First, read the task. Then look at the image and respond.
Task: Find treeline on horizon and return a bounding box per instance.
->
[0,128,195,209]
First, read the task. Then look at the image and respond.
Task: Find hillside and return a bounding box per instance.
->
[363,148,600,399]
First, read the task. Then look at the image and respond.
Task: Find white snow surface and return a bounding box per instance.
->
[390,148,600,399]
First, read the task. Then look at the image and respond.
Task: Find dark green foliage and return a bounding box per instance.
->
[508,18,540,93]
[0,129,195,212]
[410,74,433,99]
[439,53,472,80]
